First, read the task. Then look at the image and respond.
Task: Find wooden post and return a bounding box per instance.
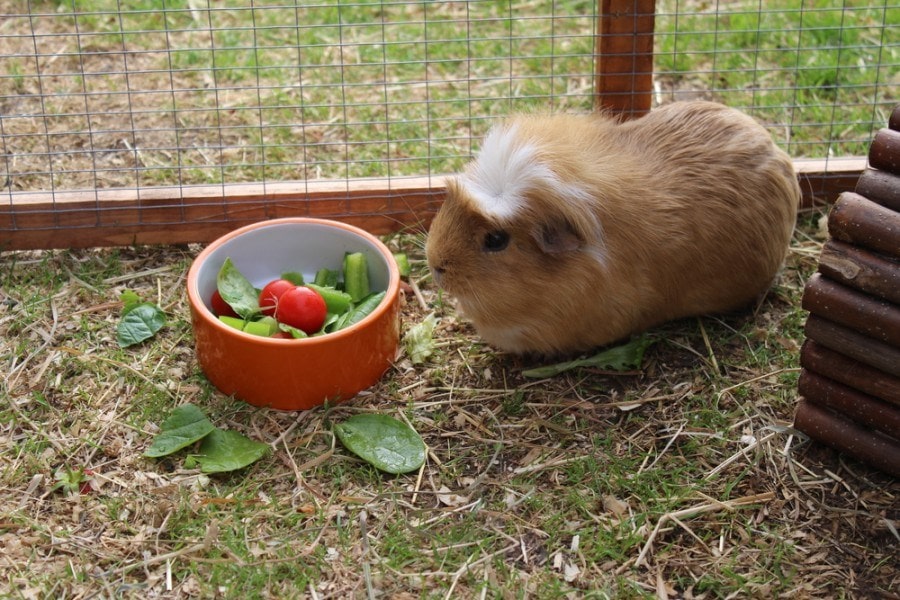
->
[854,169,900,212]
[595,0,656,118]
[869,128,900,174]
[804,315,900,378]
[794,399,900,478]
[798,370,900,437]
[827,192,900,259]
[801,273,900,348]
[817,240,900,305]
[800,340,900,405]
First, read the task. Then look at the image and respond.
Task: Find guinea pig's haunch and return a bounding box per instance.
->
[425,101,801,355]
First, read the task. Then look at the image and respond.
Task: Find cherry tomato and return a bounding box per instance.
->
[270,331,294,339]
[258,279,297,316]
[210,289,239,318]
[275,286,327,334]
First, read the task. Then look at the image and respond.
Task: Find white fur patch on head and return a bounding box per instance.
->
[459,123,588,220]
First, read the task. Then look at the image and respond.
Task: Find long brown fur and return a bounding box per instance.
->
[425,101,801,355]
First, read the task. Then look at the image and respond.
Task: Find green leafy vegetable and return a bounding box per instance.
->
[393,253,411,278]
[193,429,270,474]
[280,271,305,285]
[117,302,167,347]
[217,257,260,318]
[119,290,143,313]
[334,291,386,331]
[404,312,438,364]
[144,403,216,457]
[521,335,654,378]
[334,414,426,474]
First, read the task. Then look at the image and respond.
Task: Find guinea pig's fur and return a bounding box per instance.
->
[425,101,801,355]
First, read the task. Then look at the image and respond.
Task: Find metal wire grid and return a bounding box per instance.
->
[0,0,897,236]
[1,2,598,197]
[654,1,898,160]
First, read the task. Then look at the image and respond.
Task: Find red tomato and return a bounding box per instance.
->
[270,331,294,339]
[258,279,297,316]
[210,289,239,318]
[275,286,327,334]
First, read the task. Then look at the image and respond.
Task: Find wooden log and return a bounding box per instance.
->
[890,103,900,131]
[854,168,900,212]
[868,128,900,175]
[801,273,900,347]
[804,315,900,378]
[818,240,900,304]
[793,399,900,478]
[799,369,900,437]
[827,192,900,260]
[801,340,900,405]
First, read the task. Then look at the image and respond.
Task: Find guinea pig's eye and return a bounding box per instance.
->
[482,230,510,252]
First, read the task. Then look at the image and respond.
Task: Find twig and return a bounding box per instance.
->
[100,523,222,577]
[716,368,800,402]
[632,491,775,569]
[409,278,429,312]
[706,430,779,479]
[359,510,375,600]
[512,455,587,476]
[697,318,720,374]
[639,422,686,474]
[444,542,519,600]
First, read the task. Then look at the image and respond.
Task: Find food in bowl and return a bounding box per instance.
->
[186,218,401,410]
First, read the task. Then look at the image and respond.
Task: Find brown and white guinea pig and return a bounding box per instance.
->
[425,101,801,355]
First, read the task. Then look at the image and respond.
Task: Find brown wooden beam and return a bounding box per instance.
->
[1,177,445,251]
[595,0,656,119]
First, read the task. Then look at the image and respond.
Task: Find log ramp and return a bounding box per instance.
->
[794,104,900,477]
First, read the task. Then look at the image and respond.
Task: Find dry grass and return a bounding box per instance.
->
[1,212,898,599]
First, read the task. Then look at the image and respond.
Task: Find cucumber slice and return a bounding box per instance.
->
[314,268,340,288]
[342,252,370,303]
[218,315,246,331]
[243,316,278,337]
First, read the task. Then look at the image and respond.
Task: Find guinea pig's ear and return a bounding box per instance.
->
[533,217,582,254]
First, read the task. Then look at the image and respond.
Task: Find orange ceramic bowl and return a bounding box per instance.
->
[186,218,401,410]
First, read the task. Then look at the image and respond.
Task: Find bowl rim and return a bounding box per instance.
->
[186,217,401,346]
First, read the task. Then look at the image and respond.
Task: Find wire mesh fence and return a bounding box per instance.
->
[1,0,897,249]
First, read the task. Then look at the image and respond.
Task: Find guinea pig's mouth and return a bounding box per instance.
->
[429,265,443,288]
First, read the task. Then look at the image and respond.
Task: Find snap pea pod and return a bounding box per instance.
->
[335,291,386,331]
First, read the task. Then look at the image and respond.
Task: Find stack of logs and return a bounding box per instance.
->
[794,104,900,478]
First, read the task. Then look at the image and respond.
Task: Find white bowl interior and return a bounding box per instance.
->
[196,221,392,314]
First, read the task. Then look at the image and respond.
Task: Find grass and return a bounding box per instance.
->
[655,0,900,158]
[2,0,896,192]
[3,216,898,598]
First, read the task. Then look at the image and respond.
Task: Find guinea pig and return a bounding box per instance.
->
[425,101,801,355]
